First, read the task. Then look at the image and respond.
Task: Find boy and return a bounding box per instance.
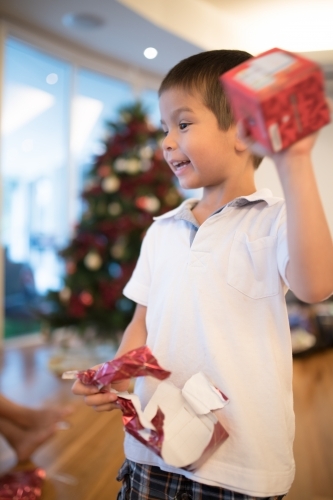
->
[73,50,333,499]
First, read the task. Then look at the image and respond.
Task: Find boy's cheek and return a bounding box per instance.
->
[163,155,172,168]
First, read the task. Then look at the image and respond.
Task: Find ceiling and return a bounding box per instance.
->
[0,0,333,82]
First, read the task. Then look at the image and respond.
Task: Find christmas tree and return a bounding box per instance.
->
[42,101,183,339]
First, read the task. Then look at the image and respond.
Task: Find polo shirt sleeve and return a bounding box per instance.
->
[276,204,290,289]
[123,225,154,306]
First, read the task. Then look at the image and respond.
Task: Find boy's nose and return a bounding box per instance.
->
[162,134,177,151]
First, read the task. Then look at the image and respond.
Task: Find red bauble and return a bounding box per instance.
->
[79,291,94,306]
[68,295,87,318]
[97,164,111,177]
[66,260,76,275]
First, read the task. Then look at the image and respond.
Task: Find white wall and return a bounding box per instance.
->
[255,120,333,236]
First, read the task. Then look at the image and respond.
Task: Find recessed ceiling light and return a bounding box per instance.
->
[144,47,158,59]
[62,13,104,30]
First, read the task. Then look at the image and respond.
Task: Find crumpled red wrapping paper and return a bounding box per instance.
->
[76,346,170,457]
[117,396,165,458]
[72,346,228,470]
[77,345,171,388]
[0,468,45,500]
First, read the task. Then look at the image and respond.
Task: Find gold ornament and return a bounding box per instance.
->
[111,237,126,259]
[111,244,125,259]
[101,176,121,193]
[126,158,141,174]
[164,189,180,206]
[108,202,122,216]
[84,251,103,270]
[59,287,71,302]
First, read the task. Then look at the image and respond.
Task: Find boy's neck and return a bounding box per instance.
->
[192,178,257,224]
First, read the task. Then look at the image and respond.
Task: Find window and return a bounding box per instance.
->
[140,88,160,128]
[1,38,71,338]
[1,36,158,339]
[73,68,133,218]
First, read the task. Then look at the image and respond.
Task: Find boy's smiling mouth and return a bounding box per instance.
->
[172,160,191,172]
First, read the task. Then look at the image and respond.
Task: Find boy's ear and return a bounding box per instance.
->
[235,123,249,153]
[234,121,250,152]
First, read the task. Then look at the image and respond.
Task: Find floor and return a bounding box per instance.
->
[0,341,125,500]
[0,341,333,499]
[290,349,333,500]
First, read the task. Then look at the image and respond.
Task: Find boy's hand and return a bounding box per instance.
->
[237,120,319,164]
[71,363,131,412]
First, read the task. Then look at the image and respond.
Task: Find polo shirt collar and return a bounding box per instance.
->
[153,188,281,221]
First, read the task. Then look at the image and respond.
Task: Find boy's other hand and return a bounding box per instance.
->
[71,363,131,412]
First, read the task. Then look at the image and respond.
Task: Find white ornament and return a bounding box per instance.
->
[114,158,127,172]
[140,159,152,172]
[139,146,153,160]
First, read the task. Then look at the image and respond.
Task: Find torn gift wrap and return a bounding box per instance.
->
[0,467,45,500]
[62,345,171,388]
[63,346,229,470]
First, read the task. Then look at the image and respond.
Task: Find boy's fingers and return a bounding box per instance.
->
[91,402,120,413]
[71,380,100,396]
[84,391,118,407]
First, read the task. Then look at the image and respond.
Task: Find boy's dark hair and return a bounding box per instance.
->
[159,50,263,169]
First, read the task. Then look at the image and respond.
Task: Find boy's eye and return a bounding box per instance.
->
[179,122,189,130]
[162,129,168,136]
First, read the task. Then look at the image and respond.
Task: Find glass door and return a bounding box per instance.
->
[1,38,71,338]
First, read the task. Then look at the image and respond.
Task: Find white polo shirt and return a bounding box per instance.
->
[123,188,295,497]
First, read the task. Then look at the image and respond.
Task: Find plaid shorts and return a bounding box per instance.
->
[116,460,287,500]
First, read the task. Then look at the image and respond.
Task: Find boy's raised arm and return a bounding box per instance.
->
[274,131,333,303]
[239,112,333,304]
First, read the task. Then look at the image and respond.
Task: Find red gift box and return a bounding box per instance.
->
[220,48,331,152]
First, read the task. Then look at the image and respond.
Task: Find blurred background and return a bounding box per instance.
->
[0,0,332,344]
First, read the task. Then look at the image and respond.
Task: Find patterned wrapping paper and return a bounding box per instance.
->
[63,346,229,470]
[0,468,45,500]
[65,345,171,388]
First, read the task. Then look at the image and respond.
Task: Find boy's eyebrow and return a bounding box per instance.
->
[160,106,194,125]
